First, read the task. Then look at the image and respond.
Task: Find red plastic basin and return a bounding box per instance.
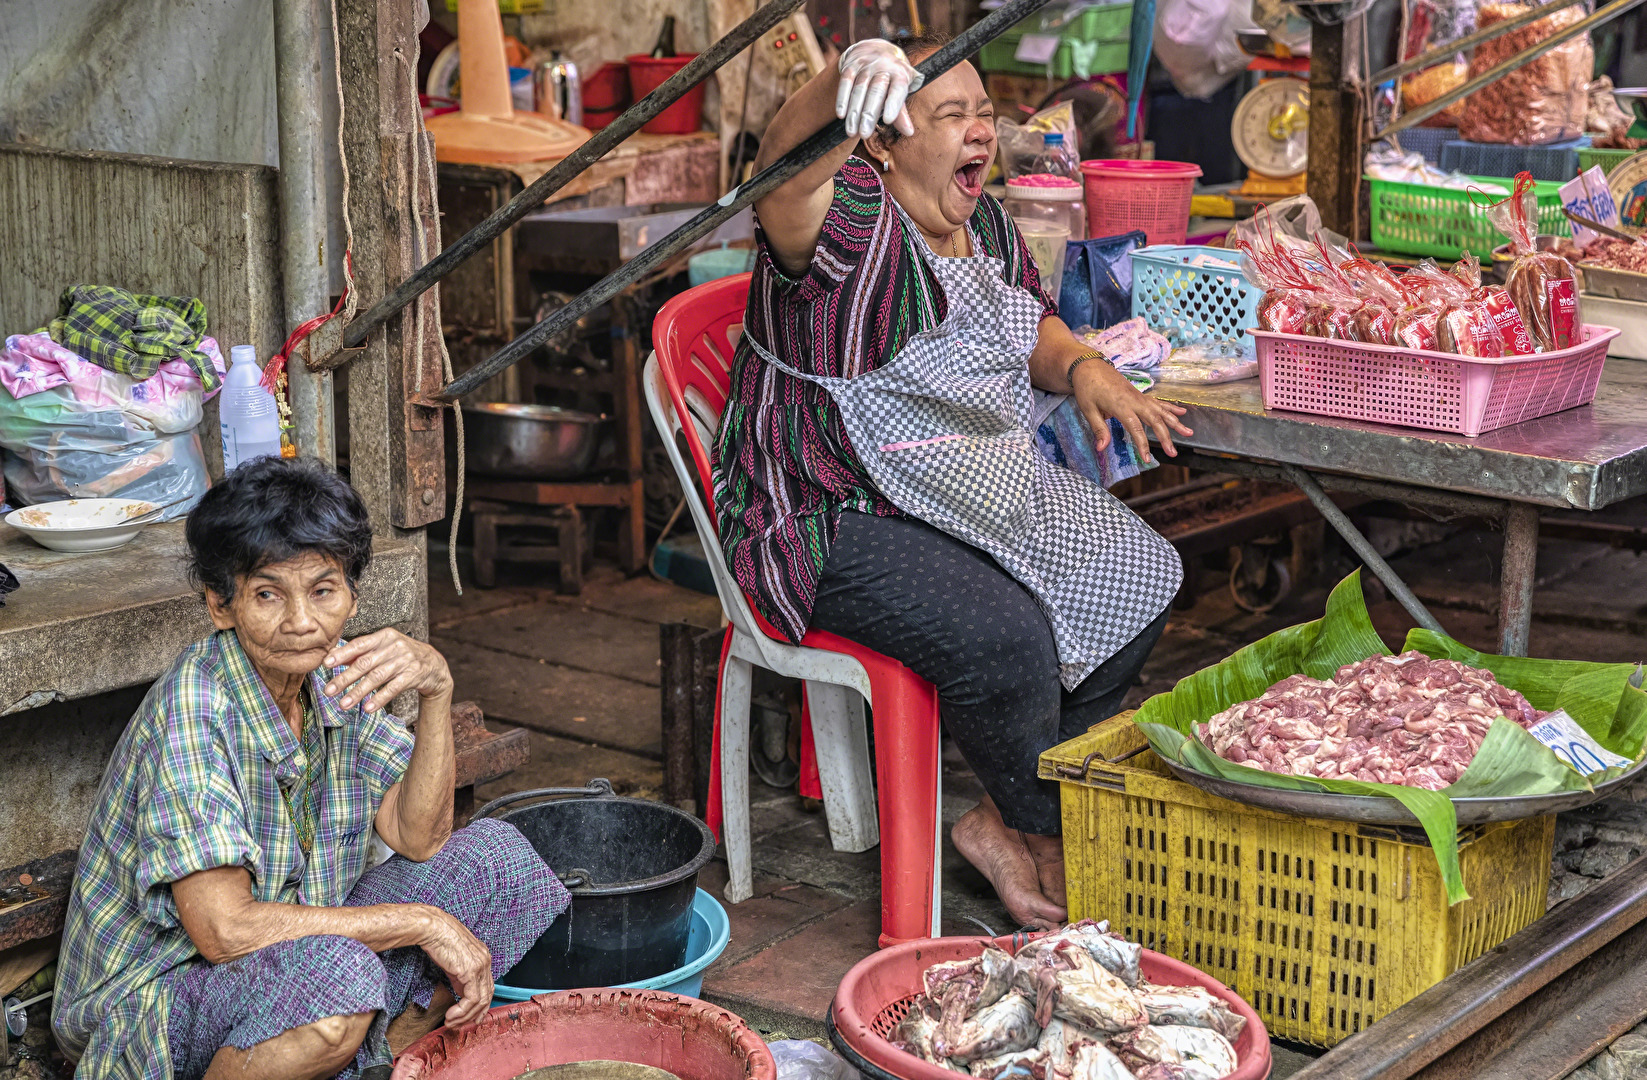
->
[829,935,1271,1080]
[392,990,777,1080]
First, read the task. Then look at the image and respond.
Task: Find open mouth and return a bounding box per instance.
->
[955,159,987,197]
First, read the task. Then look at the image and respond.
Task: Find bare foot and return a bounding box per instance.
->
[1022,833,1067,909]
[953,798,1067,931]
[387,986,456,1056]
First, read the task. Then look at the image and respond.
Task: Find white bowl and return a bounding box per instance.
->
[4,499,162,553]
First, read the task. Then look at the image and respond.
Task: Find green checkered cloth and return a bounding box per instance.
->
[51,629,414,1080]
[44,285,220,391]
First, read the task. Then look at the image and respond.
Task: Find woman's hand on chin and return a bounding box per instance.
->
[1072,361,1194,465]
[323,630,454,712]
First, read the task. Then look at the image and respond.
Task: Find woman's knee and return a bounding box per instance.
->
[301,1011,372,1074]
[941,605,1062,713]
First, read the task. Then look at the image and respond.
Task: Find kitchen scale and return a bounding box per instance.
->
[1232,65,1310,198]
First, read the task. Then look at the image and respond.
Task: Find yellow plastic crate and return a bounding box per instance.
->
[1039,714,1554,1047]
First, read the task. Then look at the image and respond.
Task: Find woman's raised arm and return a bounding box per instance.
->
[754,40,921,275]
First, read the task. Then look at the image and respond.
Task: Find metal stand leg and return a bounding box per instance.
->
[1499,502,1540,657]
[1280,464,1447,636]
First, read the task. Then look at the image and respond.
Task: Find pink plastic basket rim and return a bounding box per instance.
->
[1246,324,1620,366]
[1080,159,1203,179]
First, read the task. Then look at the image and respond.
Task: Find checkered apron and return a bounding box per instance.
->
[752,206,1182,689]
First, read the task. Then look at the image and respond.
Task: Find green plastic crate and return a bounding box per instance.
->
[978,2,1132,78]
[1367,173,1570,260]
[1576,147,1640,177]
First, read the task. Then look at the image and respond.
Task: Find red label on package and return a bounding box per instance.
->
[1547,277,1577,350]
[1481,289,1535,354]
[1397,318,1437,352]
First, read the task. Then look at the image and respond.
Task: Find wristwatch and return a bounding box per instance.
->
[1066,350,1109,391]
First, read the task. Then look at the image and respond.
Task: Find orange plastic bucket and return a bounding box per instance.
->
[626,54,704,134]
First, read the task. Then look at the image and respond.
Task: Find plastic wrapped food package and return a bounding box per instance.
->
[1435,300,1505,355]
[1458,2,1592,146]
[1488,172,1583,351]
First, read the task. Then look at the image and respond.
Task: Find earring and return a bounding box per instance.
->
[879,157,890,173]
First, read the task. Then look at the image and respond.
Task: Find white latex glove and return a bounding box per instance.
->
[836,40,925,140]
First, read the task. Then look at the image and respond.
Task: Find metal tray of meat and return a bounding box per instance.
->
[1578,262,1647,302]
[1161,756,1647,825]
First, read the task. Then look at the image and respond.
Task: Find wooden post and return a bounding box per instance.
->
[1306,20,1365,240]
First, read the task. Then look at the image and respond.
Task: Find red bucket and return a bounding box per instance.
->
[1080,159,1203,246]
[627,54,705,135]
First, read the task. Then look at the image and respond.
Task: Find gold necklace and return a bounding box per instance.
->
[950,230,961,257]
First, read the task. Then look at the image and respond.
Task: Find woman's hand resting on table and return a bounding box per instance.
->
[1072,360,1194,465]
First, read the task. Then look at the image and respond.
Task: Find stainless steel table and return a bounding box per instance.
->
[1151,357,1647,655]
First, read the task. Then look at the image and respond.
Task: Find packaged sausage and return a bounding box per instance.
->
[1487,172,1582,352]
[1395,303,1443,351]
[1452,250,1535,354]
[1435,300,1505,356]
[1239,237,1318,335]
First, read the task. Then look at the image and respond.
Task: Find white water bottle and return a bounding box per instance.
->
[219,346,282,470]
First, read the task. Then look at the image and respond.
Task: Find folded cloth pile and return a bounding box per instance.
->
[1033,392,1153,490]
[1076,318,1173,392]
[44,285,219,391]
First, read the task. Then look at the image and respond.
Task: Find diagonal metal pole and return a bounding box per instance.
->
[1370,0,1582,86]
[1374,0,1646,140]
[426,0,1057,403]
[1281,464,1447,635]
[327,0,807,361]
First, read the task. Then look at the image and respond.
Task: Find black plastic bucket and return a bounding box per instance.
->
[478,779,716,988]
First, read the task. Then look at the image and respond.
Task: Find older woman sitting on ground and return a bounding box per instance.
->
[52,457,565,1080]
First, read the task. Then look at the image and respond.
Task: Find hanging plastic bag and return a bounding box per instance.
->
[1059,230,1148,332]
[1154,0,1249,100]
[1486,172,1583,351]
[1458,1,1592,146]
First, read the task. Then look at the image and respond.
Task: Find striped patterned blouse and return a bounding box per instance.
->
[711,157,1056,643]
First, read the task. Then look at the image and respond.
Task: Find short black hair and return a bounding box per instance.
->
[186,456,373,602]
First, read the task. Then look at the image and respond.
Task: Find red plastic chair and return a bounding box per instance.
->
[645,273,944,946]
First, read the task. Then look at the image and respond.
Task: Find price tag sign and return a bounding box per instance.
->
[1528,709,1633,776]
[1014,34,1061,65]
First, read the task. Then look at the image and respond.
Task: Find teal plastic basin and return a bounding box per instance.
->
[493,888,730,1004]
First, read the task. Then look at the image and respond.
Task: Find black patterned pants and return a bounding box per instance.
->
[810,511,1170,836]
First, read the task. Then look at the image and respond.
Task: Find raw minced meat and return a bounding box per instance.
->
[1198,652,1544,790]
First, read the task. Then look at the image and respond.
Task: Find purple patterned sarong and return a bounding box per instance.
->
[165,819,568,1079]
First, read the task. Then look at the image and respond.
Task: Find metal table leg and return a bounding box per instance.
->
[1280,464,1447,635]
[1498,502,1540,657]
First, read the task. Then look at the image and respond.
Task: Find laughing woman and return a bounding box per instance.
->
[714,32,1192,929]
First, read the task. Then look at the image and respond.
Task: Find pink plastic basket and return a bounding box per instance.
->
[1080,159,1202,245]
[1252,324,1619,437]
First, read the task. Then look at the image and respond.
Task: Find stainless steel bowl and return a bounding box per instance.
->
[462,403,605,479]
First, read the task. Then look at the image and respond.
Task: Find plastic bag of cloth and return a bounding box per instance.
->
[0,387,211,520]
[1153,0,1249,100]
[1059,230,1148,333]
[0,332,224,435]
[769,1041,860,1080]
[996,100,1079,182]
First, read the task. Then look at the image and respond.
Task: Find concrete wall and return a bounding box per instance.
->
[0,143,284,478]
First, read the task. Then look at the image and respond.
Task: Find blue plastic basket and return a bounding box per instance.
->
[1129,245,1259,354]
[1396,127,1458,165]
[1438,137,1590,181]
[492,888,731,1004]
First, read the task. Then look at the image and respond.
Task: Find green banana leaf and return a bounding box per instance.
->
[1132,571,1647,905]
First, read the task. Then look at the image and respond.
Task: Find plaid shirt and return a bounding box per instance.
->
[45,284,220,391]
[52,630,415,1080]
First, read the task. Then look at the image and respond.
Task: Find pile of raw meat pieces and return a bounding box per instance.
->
[1239,173,1581,357]
[1199,652,1545,790]
[893,921,1245,1080]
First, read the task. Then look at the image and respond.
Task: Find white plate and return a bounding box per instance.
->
[4,499,161,553]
